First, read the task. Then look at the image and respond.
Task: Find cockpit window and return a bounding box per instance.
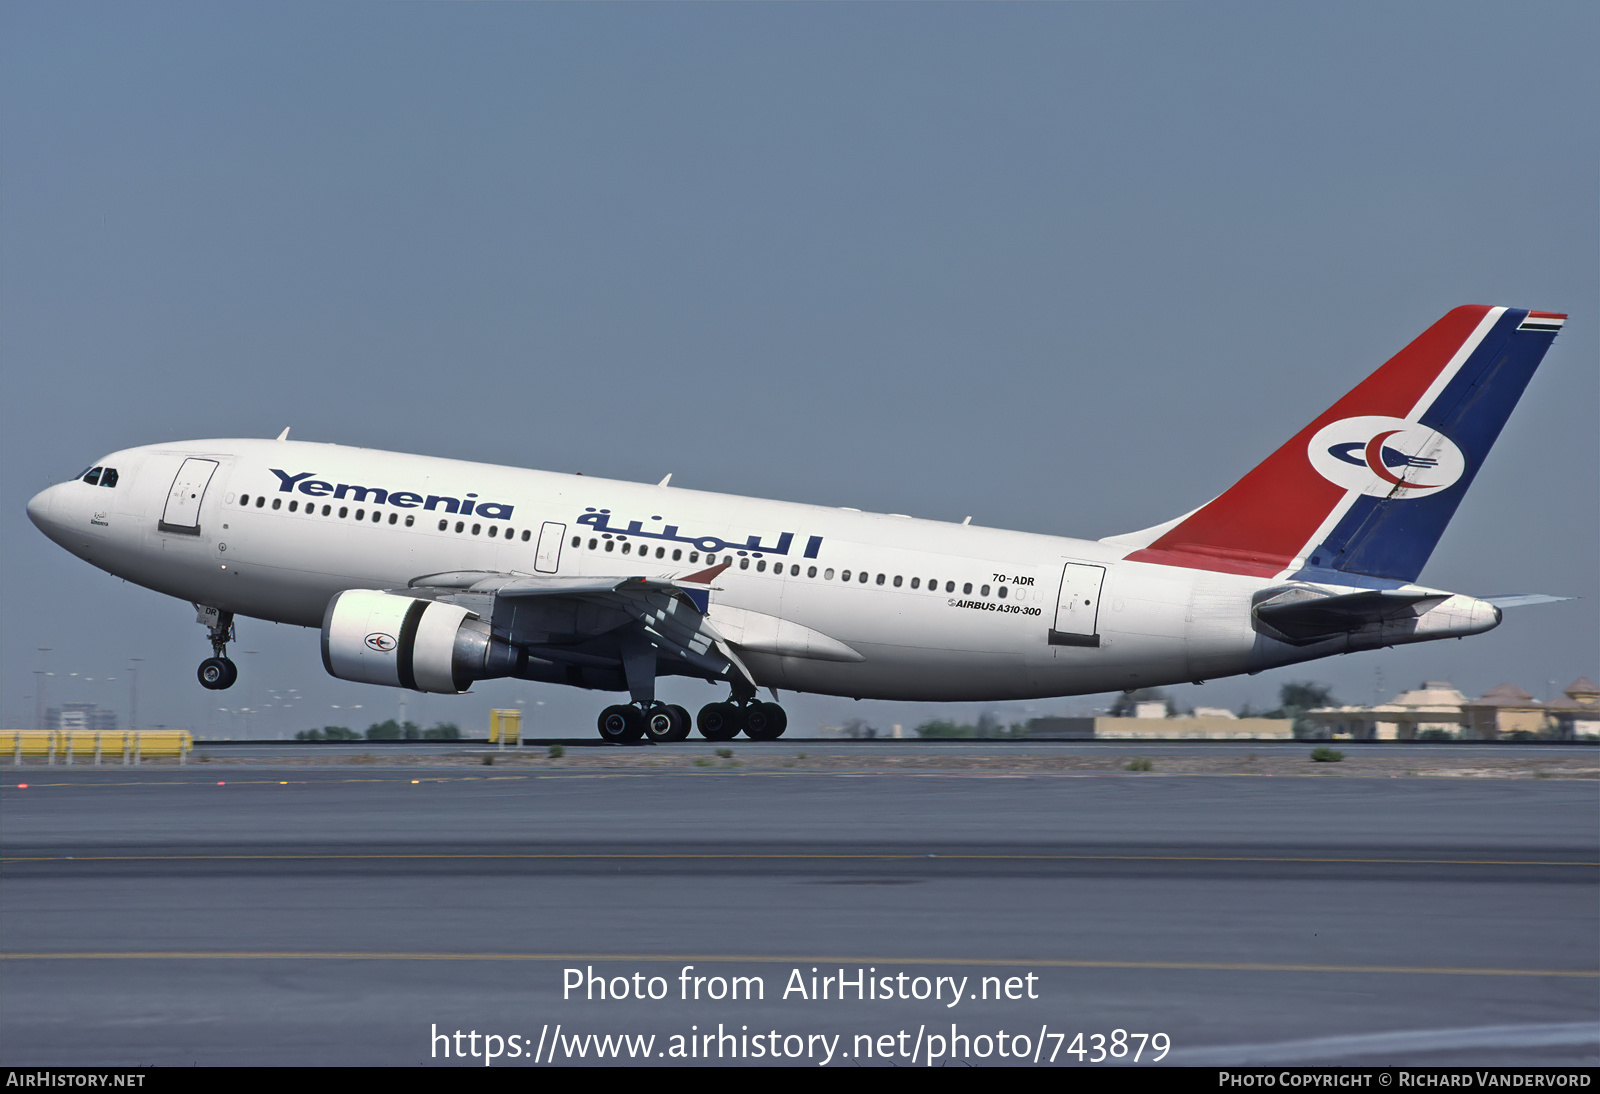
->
[82,467,103,486]
[99,468,119,488]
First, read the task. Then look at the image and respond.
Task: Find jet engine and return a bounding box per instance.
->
[321,589,519,693]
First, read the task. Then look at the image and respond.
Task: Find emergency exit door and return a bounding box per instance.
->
[1049,562,1105,647]
[534,522,566,573]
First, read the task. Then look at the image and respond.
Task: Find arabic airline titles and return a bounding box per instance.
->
[27,306,1567,741]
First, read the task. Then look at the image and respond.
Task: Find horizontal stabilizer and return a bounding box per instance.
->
[1253,587,1451,644]
[1480,594,1575,609]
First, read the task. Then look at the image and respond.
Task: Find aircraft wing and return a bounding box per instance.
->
[399,562,758,690]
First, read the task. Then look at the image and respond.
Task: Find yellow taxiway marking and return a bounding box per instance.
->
[0,951,1592,978]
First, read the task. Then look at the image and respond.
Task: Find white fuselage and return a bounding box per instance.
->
[28,438,1494,702]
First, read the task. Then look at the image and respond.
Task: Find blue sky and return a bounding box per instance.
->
[4,3,1595,736]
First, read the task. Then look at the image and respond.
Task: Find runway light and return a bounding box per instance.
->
[16,783,26,789]
[216,781,226,786]
[411,779,419,784]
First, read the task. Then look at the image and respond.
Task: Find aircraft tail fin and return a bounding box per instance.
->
[1119,306,1564,582]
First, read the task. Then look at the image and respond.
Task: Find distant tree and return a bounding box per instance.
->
[422,722,461,740]
[296,726,358,741]
[365,719,421,740]
[1280,682,1335,711]
[1269,682,1337,739]
[841,718,877,739]
[1110,688,1175,717]
[915,719,973,739]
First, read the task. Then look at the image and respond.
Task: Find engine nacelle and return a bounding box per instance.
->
[321,589,518,694]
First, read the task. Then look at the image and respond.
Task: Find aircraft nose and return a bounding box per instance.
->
[27,483,65,534]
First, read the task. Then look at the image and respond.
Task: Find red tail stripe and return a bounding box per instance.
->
[1124,305,1494,576]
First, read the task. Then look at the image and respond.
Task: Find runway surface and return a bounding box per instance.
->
[3,764,1596,1066]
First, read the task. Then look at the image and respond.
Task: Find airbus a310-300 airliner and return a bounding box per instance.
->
[28,305,1568,742]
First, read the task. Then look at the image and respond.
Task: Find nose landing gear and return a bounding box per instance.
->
[195,605,237,691]
[198,657,238,690]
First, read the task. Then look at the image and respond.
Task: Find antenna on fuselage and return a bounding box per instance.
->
[275,427,291,441]
[658,473,672,487]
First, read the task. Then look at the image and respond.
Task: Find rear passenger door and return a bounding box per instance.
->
[1049,562,1105,647]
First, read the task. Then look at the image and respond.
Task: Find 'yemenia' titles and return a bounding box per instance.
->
[267,469,515,520]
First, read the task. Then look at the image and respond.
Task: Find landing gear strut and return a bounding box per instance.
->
[195,605,237,691]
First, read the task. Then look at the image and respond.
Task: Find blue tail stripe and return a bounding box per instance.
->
[1309,309,1557,582]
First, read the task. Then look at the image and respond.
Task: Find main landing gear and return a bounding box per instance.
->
[593,698,789,742]
[597,636,787,743]
[597,702,693,743]
[696,699,788,741]
[195,605,238,691]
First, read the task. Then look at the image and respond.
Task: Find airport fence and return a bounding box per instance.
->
[3,729,194,765]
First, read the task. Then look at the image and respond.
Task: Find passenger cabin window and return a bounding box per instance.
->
[272,498,282,510]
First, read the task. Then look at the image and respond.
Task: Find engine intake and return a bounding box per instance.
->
[322,589,518,693]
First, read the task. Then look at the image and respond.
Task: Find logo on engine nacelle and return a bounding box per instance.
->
[365,633,397,652]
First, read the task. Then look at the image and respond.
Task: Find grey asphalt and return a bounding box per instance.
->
[2,765,1595,1067]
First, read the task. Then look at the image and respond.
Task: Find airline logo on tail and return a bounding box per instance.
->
[1121,305,1565,582]
[1307,416,1465,498]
